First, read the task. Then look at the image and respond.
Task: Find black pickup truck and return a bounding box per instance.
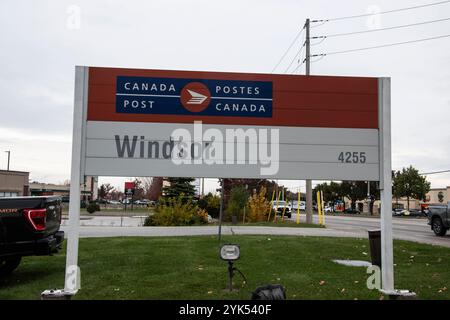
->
[0,196,64,276]
[427,201,450,236]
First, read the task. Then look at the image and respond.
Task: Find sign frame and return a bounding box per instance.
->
[63,66,394,294]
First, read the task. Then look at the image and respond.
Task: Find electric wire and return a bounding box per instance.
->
[284,37,306,73]
[271,25,306,72]
[419,169,450,175]
[312,17,450,39]
[312,34,450,56]
[313,0,450,22]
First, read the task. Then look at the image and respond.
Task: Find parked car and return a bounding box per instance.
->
[408,209,426,217]
[96,198,108,204]
[291,201,306,211]
[427,202,450,236]
[392,208,409,216]
[0,196,64,276]
[134,199,150,206]
[107,200,121,205]
[271,201,292,218]
[121,198,132,205]
[344,208,360,214]
[323,206,333,213]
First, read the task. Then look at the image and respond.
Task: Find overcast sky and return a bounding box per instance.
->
[0,0,449,193]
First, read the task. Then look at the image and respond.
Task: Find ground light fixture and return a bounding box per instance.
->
[219,244,247,292]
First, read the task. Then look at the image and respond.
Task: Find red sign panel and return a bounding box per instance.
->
[124,182,135,190]
[87,67,378,129]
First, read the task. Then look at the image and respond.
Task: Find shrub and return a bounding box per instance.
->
[247,186,271,222]
[198,193,221,218]
[86,202,100,214]
[226,185,249,221]
[144,195,208,226]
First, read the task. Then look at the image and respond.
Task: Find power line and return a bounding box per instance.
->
[312,34,450,56]
[313,0,450,22]
[420,169,450,175]
[313,17,450,39]
[284,39,306,73]
[271,25,306,73]
[291,58,306,74]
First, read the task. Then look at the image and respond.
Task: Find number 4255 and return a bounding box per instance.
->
[338,152,366,163]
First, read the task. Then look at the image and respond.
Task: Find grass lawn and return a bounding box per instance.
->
[213,221,324,228]
[62,208,154,217]
[0,236,448,300]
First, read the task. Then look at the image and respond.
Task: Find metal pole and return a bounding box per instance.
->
[218,178,224,243]
[5,151,10,171]
[201,178,205,197]
[379,78,394,292]
[305,18,310,75]
[64,66,86,294]
[305,18,313,224]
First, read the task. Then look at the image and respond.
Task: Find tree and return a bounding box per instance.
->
[162,178,196,201]
[226,185,249,221]
[247,186,271,222]
[392,166,431,210]
[148,177,163,201]
[341,181,368,210]
[98,183,114,199]
[438,191,444,203]
[132,178,145,200]
[198,192,221,218]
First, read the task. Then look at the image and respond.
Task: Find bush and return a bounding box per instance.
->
[247,186,271,222]
[144,195,208,226]
[226,186,249,222]
[86,202,100,214]
[198,193,221,218]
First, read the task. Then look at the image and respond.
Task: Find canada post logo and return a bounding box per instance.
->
[115,76,272,117]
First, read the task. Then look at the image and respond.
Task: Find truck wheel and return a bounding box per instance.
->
[432,217,447,237]
[0,256,22,276]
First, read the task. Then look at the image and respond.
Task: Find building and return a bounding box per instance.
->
[426,187,450,204]
[0,170,29,197]
[29,176,98,201]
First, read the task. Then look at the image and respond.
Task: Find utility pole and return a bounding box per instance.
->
[305,18,313,224]
[217,178,224,243]
[5,151,10,171]
[201,178,205,197]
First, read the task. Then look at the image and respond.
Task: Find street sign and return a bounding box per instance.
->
[124,182,135,194]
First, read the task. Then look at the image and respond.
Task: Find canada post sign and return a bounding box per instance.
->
[116,76,273,117]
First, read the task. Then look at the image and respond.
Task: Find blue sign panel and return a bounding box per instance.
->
[115,76,273,117]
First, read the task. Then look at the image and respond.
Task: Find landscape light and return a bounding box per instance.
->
[219,244,246,292]
[220,244,240,261]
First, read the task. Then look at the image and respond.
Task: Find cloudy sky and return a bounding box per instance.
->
[0,0,449,193]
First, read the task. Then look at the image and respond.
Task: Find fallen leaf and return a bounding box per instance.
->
[354,281,359,284]
[341,288,346,293]
[362,252,368,255]
[207,291,213,294]
[319,280,326,286]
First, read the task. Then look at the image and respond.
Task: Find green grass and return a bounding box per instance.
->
[62,208,154,216]
[213,221,324,228]
[0,236,449,300]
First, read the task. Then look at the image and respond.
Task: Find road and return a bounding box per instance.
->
[60,214,450,248]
